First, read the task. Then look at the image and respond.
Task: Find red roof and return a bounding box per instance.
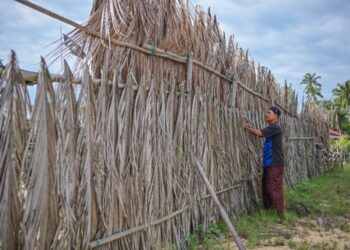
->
[329,130,342,136]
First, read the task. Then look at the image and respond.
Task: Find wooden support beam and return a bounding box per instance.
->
[0,67,62,85]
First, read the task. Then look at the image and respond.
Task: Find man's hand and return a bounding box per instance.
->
[242,117,250,129]
[242,118,264,137]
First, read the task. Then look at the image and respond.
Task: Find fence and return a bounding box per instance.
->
[1,0,329,249]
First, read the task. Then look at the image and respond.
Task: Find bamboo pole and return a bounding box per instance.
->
[230,75,238,107]
[1,65,303,118]
[275,101,296,117]
[194,158,246,250]
[287,137,315,140]
[0,67,63,84]
[186,52,194,94]
[237,81,270,102]
[88,205,191,249]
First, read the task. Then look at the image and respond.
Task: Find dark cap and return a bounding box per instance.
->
[269,106,281,117]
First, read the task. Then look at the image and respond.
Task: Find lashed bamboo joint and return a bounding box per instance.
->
[1,0,330,250]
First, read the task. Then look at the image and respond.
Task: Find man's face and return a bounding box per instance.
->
[265,109,277,122]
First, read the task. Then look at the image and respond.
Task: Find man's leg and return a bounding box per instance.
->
[266,167,285,218]
[262,168,272,209]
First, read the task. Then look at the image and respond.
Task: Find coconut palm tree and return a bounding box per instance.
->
[332,80,350,110]
[300,73,323,103]
[319,99,340,130]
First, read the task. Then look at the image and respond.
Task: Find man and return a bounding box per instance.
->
[242,107,285,219]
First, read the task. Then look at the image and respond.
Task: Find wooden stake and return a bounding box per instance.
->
[231,75,238,108]
[194,158,246,250]
[186,52,194,95]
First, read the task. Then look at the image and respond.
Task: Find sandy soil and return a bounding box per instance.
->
[221,216,350,250]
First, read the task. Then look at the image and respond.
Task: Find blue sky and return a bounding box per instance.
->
[1,0,349,101]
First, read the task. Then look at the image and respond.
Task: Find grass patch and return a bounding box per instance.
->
[286,164,350,217]
[234,209,297,247]
[340,222,350,232]
[295,240,339,250]
[186,223,227,250]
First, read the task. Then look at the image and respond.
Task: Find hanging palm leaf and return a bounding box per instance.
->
[51,60,78,249]
[0,50,28,250]
[74,66,97,249]
[20,57,59,249]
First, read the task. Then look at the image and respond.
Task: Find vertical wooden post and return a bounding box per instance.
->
[194,159,246,250]
[250,176,260,204]
[231,75,238,108]
[186,52,193,95]
[270,88,275,107]
[185,52,194,147]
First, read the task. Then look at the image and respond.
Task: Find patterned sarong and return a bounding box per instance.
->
[262,166,285,216]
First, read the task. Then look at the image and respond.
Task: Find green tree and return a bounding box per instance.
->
[320,100,339,129]
[332,80,350,110]
[300,73,323,103]
[320,99,350,134]
[319,99,333,110]
[336,109,350,134]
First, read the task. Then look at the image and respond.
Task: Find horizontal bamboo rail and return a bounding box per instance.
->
[89,206,191,248]
[88,181,246,248]
[0,65,303,119]
[1,64,297,118]
[275,102,295,116]
[287,137,315,140]
[1,64,297,117]
[0,67,62,85]
[13,0,296,117]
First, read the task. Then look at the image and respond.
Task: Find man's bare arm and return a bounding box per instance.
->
[242,118,264,137]
[244,127,264,137]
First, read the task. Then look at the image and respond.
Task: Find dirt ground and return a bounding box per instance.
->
[221,216,350,250]
[255,217,350,250]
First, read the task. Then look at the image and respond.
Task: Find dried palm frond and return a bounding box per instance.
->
[51,60,78,249]
[74,66,96,250]
[0,51,28,250]
[106,70,120,238]
[20,57,59,250]
[92,60,113,239]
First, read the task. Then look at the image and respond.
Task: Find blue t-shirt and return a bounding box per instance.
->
[261,123,284,168]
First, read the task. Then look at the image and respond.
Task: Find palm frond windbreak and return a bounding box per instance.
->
[0,51,29,250]
[1,1,331,249]
[0,53,330,249]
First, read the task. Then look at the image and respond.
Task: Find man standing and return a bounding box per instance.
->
[242,107,285,219]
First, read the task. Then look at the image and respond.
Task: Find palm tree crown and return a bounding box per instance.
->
[332,80,350,110]
[300,73,323,103]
